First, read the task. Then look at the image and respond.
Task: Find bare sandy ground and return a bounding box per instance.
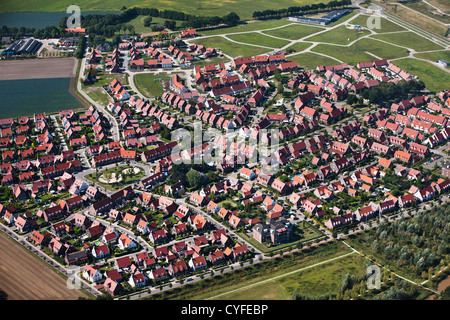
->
[0,231,88,300]
[0,57,77,80]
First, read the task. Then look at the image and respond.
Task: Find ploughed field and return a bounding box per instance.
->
[0,231,87,300]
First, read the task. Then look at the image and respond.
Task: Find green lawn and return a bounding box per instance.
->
[192,36,270,58]
[191,55,231,67]
[287,52,342,69]
[349,14,407,33]
[371,31,445,51]
[133,72,173,98]
[262,24,325,40]
[304,25,371,45]
[227,32,291,49]
[392,58,450,92]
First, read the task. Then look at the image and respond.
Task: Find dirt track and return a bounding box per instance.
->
[0,231,88,300]
[0,57,77,80]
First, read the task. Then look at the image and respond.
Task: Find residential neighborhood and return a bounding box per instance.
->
[0,0,449,303]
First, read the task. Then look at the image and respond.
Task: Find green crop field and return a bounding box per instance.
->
[262,24,326,40]
[371,31,445,51]
[0,78,83,118]
[1,0,325,21]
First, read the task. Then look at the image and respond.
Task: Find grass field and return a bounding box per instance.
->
[392,58,450,92]
[371,31,445,51]
[349,14,407,33]
[304,25,371,45]
[0,0,325,21]
[414,51,450,66]
[84,86,113,106]
[262,24,325,40]
[287,52,342,69]
[310,37,410,65]
[180,241,354,300]
[209,253,366,300]
[133,72,173,99]
[192,36,270,58]
[226,32,291,49]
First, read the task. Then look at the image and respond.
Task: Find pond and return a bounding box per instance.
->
[0,11,119,29]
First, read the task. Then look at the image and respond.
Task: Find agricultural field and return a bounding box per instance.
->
[287,52,342,70]
[0,0,325,21]
[0,231,89,300]
[0,77,84,118]
[0,58,77,81]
